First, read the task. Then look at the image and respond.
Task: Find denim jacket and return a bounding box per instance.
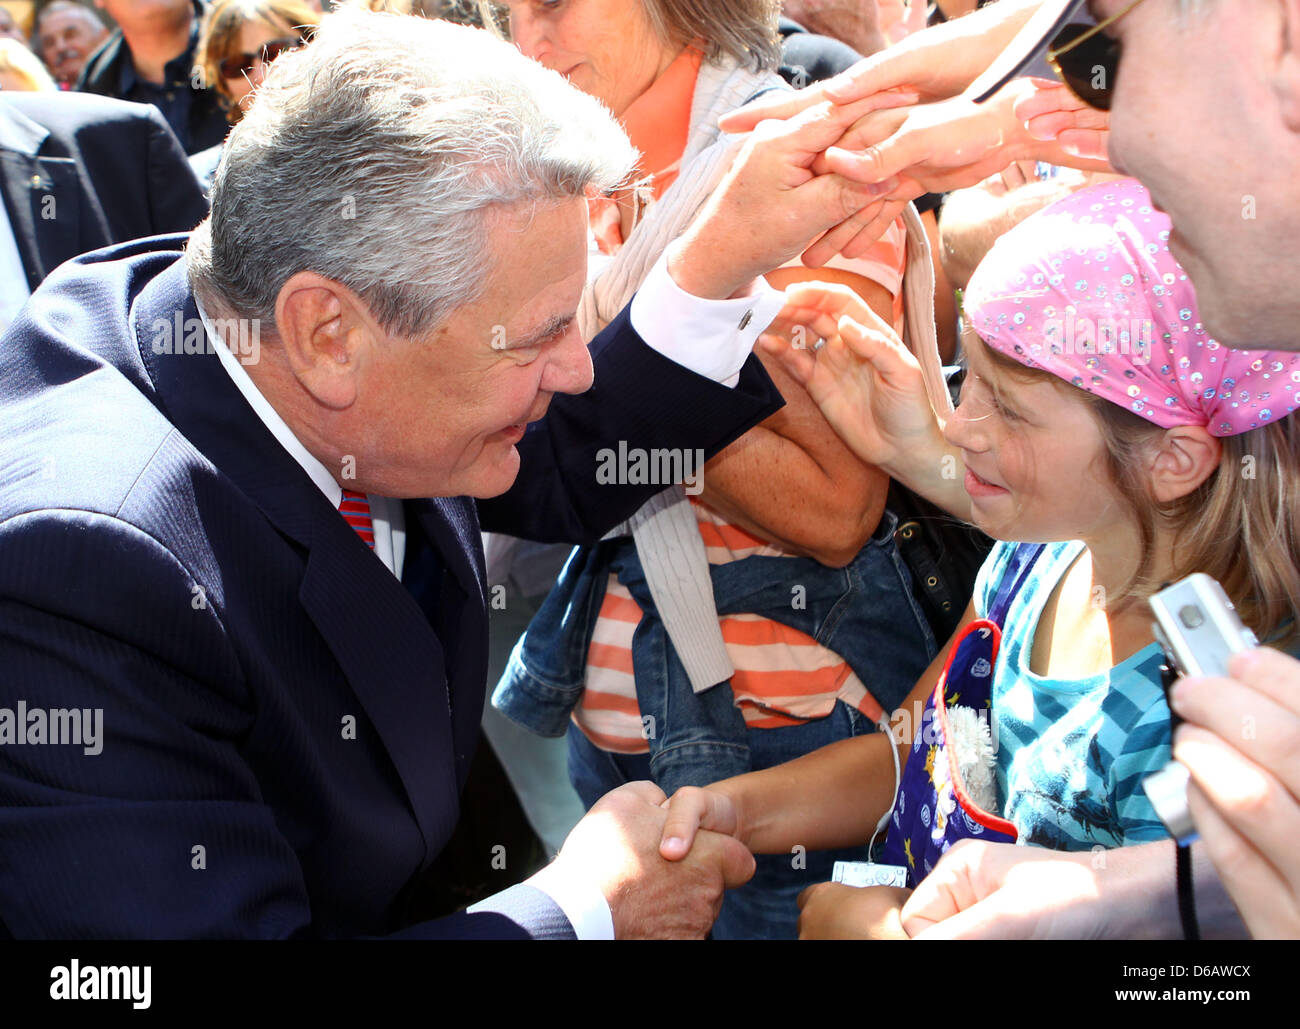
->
[492,509,939,796]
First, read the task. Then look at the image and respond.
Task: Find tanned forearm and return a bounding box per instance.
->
[706,605,972,854]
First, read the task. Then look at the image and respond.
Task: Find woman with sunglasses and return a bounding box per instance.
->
[196,0,319,121]
[189,0,319,191]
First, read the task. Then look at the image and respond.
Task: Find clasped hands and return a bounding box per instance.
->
[654,783,912,939]
[706,37,1113,272]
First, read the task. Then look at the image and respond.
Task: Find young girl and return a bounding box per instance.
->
[655,179,1300,936]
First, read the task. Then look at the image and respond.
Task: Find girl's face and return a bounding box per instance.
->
[944,333,1134,546]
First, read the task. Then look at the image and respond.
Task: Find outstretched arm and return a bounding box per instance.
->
[759,281,973,521]
[719,0,1046,133]
[900,837,1249,940]
[658,598,977,860]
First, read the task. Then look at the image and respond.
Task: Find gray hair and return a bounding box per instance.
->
[187,7,636,338]
[641,0,780,71]
[34,0,106,36]
[479,0,781,72]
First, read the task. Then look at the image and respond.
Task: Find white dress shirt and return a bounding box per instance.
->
[197,254,782,940]
[0,198,32,334]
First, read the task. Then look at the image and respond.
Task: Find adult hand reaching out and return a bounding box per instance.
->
[667,100,896,300]
[552,781,755,939]
[1173,647,1300,939]
[1015,78,1111,163]
[900,835,1253,940]
[900,840,1128,939]
[803,79,1113,265]
[719,0,1045,135]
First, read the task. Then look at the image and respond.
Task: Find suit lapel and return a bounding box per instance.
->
[297,509,460,853]
[407,497,489,791]
[0,107,81,290]
[132,259,461,857]
[413,496,485,612]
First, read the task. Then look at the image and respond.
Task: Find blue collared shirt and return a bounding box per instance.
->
[117,16,200,151]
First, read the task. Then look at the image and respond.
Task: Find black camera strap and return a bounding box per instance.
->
[1177,842,1200,941]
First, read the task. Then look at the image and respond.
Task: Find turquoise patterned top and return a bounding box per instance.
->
[974,541,1171,850]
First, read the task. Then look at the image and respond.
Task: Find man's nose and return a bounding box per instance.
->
[540,325,594,396]
[509,9,549,62]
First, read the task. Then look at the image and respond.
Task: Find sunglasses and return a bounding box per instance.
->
[1046,0,1148,110]
[219,38,298,80]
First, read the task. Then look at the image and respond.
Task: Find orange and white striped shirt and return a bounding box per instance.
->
[573,500,891,754]
[574,47,909,754]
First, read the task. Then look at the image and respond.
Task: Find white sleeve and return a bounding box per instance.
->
[629,250,786,388]
[525,860,615,940]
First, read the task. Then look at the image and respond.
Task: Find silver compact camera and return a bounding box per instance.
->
[1144,574,1259,843]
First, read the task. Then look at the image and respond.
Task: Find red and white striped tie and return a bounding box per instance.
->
[339,489,375,549]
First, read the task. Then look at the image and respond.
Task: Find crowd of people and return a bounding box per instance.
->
[0,0,1296,943]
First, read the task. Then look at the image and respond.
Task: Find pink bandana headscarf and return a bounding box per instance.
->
[963,178,1300,437]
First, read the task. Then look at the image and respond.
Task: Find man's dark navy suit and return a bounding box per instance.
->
[0,93,208,293]
[0,235,782,939]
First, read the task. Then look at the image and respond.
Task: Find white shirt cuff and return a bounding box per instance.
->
[526,861,615,940]
[629,250,786,388]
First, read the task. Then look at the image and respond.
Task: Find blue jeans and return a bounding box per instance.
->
[496,511,937,788]
[567,700,885,941]
[603,509,935,794]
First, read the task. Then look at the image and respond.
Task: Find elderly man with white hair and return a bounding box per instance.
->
[0,7,886,939]
[34,1,109,88]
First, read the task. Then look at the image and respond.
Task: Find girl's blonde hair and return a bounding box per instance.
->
[984,343,1300,644]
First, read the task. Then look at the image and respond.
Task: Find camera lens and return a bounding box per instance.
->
[1178,605,1205,630]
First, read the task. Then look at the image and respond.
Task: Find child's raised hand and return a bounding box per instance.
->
[758,281,940,478]
[658,785,744,862]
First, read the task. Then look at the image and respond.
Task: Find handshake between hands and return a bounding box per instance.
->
[545,781,754,940]
[548,778,914,940]
[656,783,915,941]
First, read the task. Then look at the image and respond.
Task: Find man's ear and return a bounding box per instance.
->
[1275,0,1300,132]
[1148,425,1222,504]
[273,272,378,411]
